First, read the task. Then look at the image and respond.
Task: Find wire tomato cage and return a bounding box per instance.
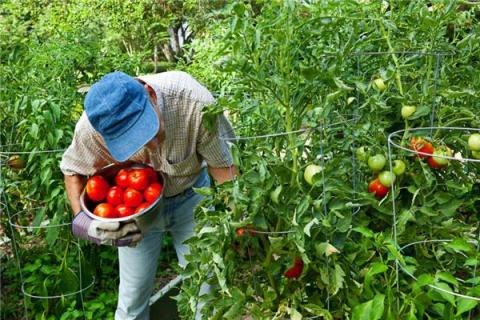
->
[387,127,480,313]
[0,147,94,319]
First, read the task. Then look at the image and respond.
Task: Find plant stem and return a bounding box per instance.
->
[378,16,404,96]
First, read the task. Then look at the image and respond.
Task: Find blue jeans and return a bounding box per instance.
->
[115,169,210,320]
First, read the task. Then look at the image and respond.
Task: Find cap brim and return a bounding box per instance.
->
[104,100,160,162]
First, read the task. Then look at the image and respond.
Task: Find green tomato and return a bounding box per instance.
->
[401,105,416,119]
[432,150,449,166]
[368,154,386,172]
[373,78,386,91]
[378,171,396,187]
[304,164,322,186]
[355,146,368,162]
[472,150,480,159]
[468,133,480,151]
[392,159,406,176]
[270,185,282,204]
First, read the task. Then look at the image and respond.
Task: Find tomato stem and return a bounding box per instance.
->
[377,14,404,96]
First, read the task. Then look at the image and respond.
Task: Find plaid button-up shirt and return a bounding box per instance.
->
[60,71,234,197]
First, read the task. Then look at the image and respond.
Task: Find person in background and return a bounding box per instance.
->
[60,70,237,320]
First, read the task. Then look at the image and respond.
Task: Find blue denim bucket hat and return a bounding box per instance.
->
[84,71,159,162]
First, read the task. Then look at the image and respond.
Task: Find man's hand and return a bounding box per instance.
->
[72,211,143,247]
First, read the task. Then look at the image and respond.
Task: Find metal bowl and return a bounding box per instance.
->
[80,162,165,233]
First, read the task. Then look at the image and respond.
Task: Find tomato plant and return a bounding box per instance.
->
[2,1,480,319]
[177,2,480,318]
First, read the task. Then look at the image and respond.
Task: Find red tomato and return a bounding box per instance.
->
[410,137,435,158]
[116,204,135,218]
[86,176,109,202]
[128,169,149,191]
[236,228,246,237]
[115,169,131,188]
[124,188,143,207]
[93,203,118,218]
[135,202,151,214]
[144,182,163,203]
[284,257,304,279]
[106,186,124,206]
[368,178,390,199]
[144,166,159,183]
[235,225,257,237]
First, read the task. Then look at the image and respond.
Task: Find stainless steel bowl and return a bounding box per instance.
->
[80,162,165,233]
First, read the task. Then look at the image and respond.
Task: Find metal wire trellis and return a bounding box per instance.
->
[0,148,91,319]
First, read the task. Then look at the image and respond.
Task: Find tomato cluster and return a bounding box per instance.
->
[410,137,451,169]
[85,166,163,219]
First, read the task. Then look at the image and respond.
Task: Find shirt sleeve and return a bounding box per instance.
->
[197,111,235,168]
[60,113,112,176]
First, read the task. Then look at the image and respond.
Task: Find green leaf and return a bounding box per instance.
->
[60,267,78,292]
[434,282,456,306]
[30,123,39,139]
[333,77,354,91]
[46,226,60,247]
[352,294,385,320]
[315,242,340,257]
[32,207,46,227]
[415,273,434,288]
[364,262,388,296]
[408,105,430,119]
[303,218,319,237]
[446,239,474,253]
[436,272,458,287]
[455,297,478,316]
[396,209,415,236]
[193,187,214,196]
[353,226,374,238]
[332,264,345,295]
[439,199,463,217]
[385,243,405,265]
[288,307,302,320]
[302,304,333,320]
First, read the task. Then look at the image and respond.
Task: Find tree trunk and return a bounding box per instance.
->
[161,43,176,63]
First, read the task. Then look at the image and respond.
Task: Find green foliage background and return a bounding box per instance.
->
[1,0,480,319]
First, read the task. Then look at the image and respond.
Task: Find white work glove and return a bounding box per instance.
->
[72,211,143,247]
